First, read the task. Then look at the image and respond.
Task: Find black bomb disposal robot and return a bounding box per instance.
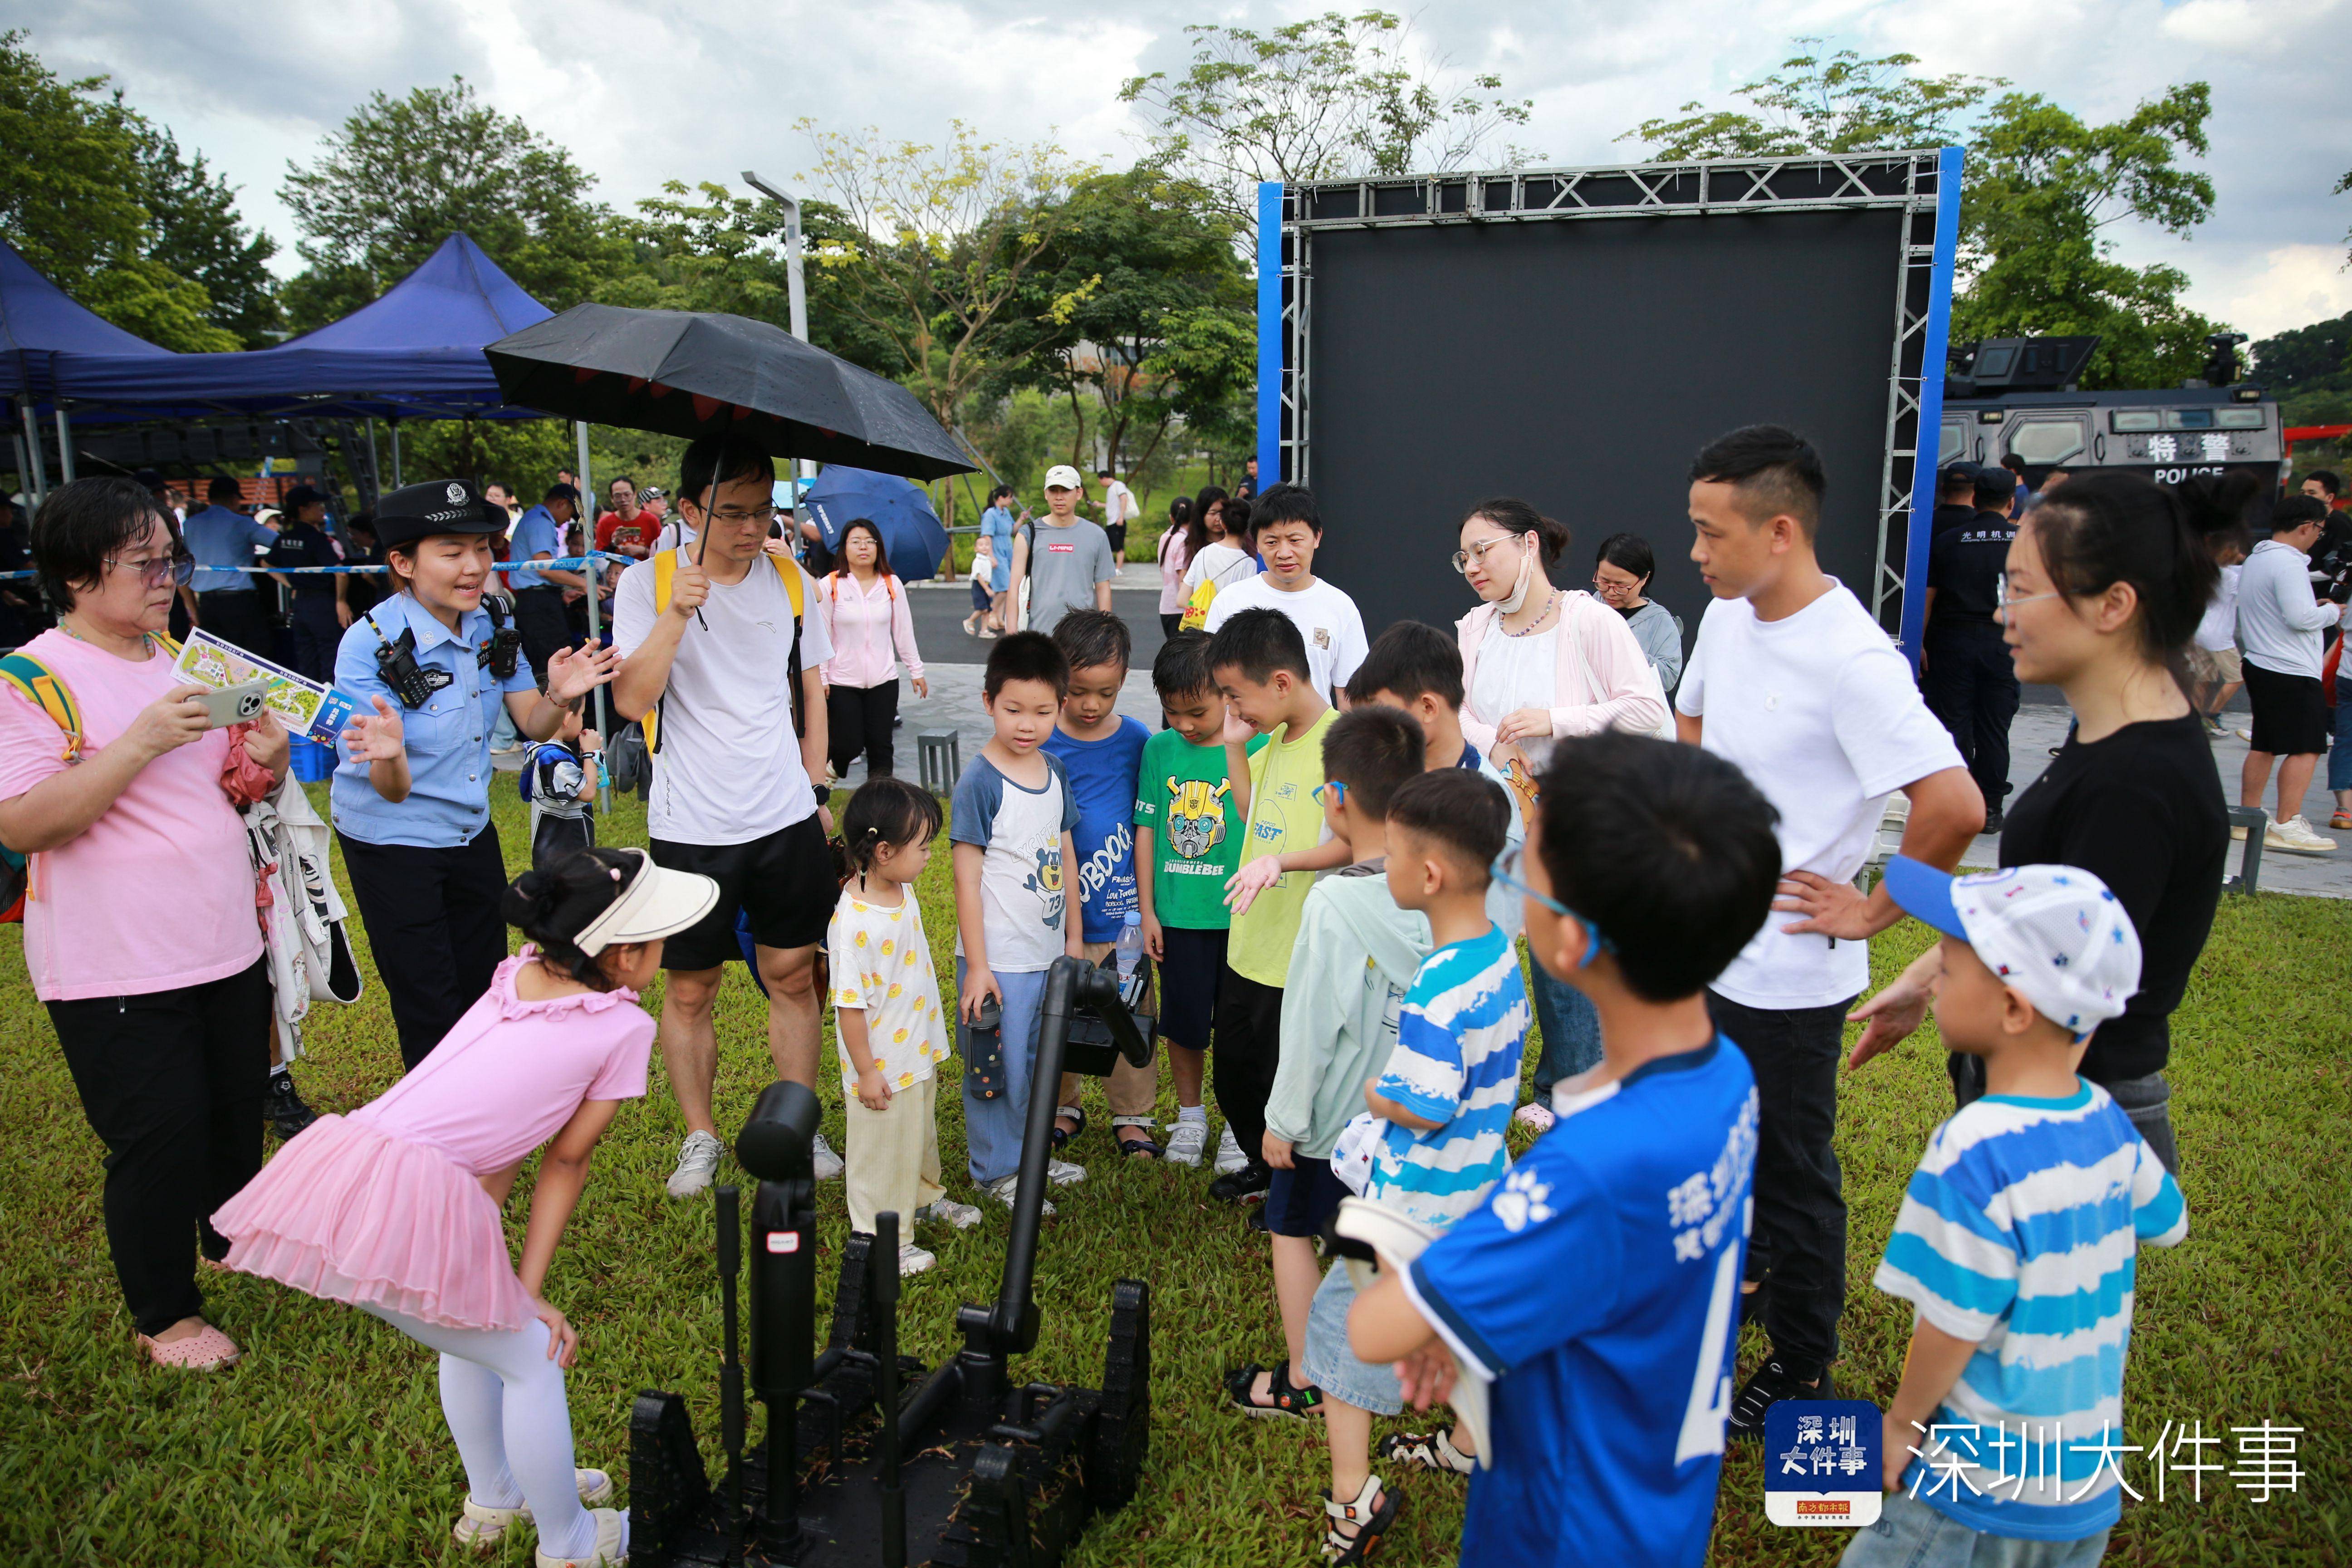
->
[632,955,1154,1567]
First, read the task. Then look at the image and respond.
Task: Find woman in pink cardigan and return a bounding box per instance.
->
[819,519,929,782]
[1453,496,1668,1129]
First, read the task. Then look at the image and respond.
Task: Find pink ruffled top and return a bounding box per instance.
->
[211,956,654,1331]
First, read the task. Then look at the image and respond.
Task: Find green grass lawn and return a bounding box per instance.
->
[1,784,2346,1565]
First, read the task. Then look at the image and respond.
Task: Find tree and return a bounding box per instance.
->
[1622,42,1998,161]
[2251,312,2351,392]
[131,120,280,346]
[989,165,1254,488]
[0,30,239,351]
[794,120,1095,522]
[1122,10,1537,230]
[280,77,626,330]
[1618,46,2225,390]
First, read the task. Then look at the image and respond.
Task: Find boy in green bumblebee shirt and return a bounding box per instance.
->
[1134,630,1265,1171]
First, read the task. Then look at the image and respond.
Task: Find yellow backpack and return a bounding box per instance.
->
[644,548,807,753]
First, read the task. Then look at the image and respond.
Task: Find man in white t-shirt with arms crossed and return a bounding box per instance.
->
[1675,424,1982,1434]
[613,433,843,1196]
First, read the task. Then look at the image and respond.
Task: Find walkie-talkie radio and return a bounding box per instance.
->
[365,612,453,709]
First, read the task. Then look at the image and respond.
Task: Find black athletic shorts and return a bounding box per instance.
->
[651,813,833,970]
[2243,660,2328,756]
[1156,924,1229,1050]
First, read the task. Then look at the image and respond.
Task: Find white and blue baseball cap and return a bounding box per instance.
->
[1882,858,2142,1041]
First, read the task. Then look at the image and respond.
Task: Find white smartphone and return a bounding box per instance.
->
[197,677,272,729]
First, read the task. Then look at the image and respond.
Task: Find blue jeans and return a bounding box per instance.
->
[1839,1490,2110,1568]
[956,960,1049,1186]
[1528,960,1602,1098]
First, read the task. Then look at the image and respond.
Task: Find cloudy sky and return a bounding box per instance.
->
[13,0,2349,338]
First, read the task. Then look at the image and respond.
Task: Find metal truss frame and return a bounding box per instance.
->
[1259,148,1962,647]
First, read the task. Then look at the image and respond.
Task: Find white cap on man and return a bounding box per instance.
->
[1043,464,1083,492]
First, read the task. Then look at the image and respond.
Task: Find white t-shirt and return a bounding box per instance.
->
[2194,563,2241,654]
[1676,581,1963,1010]
[1102,479,1137,527]
[826,890,950,1095]
[612,554,833,846]
[1467,623,1560,770]
[1202,575,1369,701]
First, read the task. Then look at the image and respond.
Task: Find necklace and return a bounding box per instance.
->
[1502,588,1560,637]
[57,619,160,657]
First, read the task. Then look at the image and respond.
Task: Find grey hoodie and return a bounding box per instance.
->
[1265,862,1433,1159]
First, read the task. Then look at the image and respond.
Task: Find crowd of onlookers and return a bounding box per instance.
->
[0,431,2335,1568]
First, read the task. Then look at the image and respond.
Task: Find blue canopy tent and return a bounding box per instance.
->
[55,233,553,423]
[0,239,176,496]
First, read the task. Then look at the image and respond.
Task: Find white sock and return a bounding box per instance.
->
[269,1063,291,1082]
[1177,1104,1206,1124]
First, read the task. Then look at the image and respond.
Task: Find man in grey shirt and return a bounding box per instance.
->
[1009,463,1115,632]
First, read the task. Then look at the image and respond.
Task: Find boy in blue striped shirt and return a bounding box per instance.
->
[1857,858,2189,1567]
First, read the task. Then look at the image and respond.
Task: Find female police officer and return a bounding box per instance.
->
[332,479,619,1069]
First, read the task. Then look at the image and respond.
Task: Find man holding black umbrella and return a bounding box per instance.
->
[612,434,843,1196]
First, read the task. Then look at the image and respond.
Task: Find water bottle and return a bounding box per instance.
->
[1113,909,1146,1006]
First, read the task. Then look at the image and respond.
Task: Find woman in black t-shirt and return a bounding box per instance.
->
[1849,472,2236,1172]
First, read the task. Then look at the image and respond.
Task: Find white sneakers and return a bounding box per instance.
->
[534,1506,629,1568]
[2267,814,2338,855]
[665,1130,725,1198]
[983,1173,1055,1216]
[667,1127,844,1197]
[809,1131,845,1181]
[454,1470,614,1549]
[1164,1117,1209,1167]
[1046,1157,1087,1187]
[897,1243,937,1276]
[916,1197,984,1230]
[1212,1125,1249,1176]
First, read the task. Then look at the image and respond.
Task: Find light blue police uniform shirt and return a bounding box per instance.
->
[330,592,537,847]
[504,505,561,591]
[182,505,277,593]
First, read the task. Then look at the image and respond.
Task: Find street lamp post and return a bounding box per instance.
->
[742,170,816,493]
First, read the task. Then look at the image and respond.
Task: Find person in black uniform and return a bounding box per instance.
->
[1920,466,2022,831]
[1930,461,1979,535]
[265,486,348,682]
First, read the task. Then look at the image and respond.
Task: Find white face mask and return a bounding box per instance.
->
[1497,534,1539,614]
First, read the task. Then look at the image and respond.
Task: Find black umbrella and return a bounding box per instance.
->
[482,304,975,481]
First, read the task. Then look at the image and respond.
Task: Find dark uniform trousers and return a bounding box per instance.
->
[1921,621,2020,810]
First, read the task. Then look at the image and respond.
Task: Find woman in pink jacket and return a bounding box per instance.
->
[1453,497,1668,1128]
[819,519,928,781]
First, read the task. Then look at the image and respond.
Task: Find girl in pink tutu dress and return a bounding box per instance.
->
[213,847,717,1568]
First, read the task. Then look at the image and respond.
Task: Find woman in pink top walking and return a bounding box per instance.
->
[819,518,928,782]
[213,848,717,1568]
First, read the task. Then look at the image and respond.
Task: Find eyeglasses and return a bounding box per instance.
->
[1490,843,1613,968]
[1590,573,1640,597]
[707,505,780,528]
[1450,534,1525,575]
[1993,575,2061,619]
[106,552,195,588]
[1312,779,1348,806]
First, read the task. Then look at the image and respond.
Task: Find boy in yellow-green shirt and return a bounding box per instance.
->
[1205,607,1354,1204]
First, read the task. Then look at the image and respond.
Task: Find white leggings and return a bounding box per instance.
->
[362,1303,598,1558]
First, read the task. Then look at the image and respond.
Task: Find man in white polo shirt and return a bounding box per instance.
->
[612,433,841,1196]
[1676,424,1982,1436]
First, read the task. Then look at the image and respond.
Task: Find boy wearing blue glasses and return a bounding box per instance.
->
[1348,733,1783,1568]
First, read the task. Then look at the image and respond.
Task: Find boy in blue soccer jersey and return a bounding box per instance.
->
[1349,733,1783,1568]
[1844,857,2186,1568]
